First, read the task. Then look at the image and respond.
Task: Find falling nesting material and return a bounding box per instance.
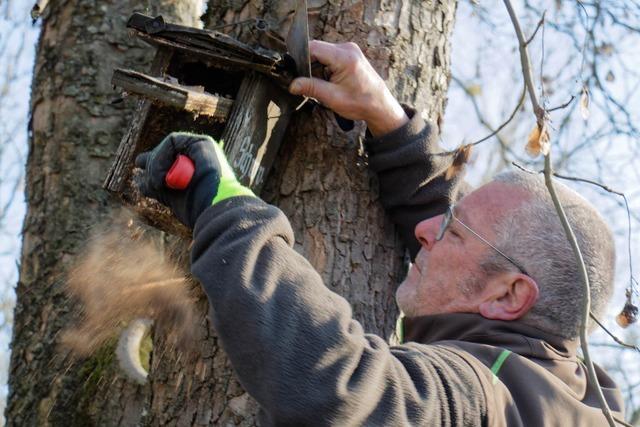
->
[61,211,200,360]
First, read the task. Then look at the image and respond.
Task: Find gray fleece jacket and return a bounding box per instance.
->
[190,110,623,426]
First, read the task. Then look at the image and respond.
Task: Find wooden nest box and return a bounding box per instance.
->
[104,13,298,237]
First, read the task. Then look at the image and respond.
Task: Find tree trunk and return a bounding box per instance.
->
[6,2,201,425]
[7,0,456,425]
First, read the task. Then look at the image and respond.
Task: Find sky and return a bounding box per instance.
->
[0,1,38,423]
[0,0,639,423]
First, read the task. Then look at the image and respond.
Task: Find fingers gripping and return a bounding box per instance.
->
[135,152,150,169]
[132,131,245,227]
[147,135,181,191]
[135,133,210,195]
[308,40,363,73]
[308,40,341,72]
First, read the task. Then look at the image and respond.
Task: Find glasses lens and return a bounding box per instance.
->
[436,208,452,241]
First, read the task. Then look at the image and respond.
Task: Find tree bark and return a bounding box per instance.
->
[7,0,456,425]
[6,1,201,425]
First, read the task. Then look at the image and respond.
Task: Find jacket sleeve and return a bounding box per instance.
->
[191,197,487,426]
[365,108,470,259]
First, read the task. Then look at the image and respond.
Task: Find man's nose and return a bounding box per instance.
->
[414,215,442,251]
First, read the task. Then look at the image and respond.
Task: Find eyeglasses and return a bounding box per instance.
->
[436,206,529,276]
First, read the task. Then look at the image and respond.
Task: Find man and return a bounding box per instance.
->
[136,41,624,426]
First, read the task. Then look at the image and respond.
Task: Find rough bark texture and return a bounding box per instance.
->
[7,0,456,426]
[6,1,201,425]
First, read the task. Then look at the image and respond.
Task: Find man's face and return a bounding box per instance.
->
[396,182,526,317]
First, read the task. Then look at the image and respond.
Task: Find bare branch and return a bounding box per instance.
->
[613,416,634,427]
[502,0,545,123]
[450,75,527,165]
[525,10,546,46]
[468,83,526,148]
[547,95,576,112]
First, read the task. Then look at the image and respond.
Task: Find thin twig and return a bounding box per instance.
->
[444,78,525,165]
[525,11,546,46]
[552,172,623,196]
[613,416,634,427]
[502,1,617,425]
[511,161,536,174]
[590,313,640,352]
[503,0,545,123]
[539,11,546,107]
[547,95,576,112]
[467,83,526,147]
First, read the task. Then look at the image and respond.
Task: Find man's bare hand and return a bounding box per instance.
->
[288,40,409,137]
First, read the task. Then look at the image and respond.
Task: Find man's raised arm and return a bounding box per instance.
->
[190,195,486,425]
[290,41,469,258]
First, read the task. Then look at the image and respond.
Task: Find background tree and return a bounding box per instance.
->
[4,1,202,425]
[5,0,456,425]
[0,1,36,419]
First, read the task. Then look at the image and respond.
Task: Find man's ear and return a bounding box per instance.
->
[478,274,539,321]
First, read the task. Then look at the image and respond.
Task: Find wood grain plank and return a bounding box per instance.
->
[112,69,233,119]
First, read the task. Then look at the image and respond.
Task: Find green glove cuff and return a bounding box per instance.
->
[212,175,255,204]
[211,140,256,205]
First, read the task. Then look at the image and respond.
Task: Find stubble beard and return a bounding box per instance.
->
[396,259,428,317]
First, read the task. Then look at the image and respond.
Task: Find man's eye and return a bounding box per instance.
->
[448,229,461,238]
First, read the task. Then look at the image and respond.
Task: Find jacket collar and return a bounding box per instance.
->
[403,312,579,360]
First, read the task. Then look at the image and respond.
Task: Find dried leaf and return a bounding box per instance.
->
[615,302,638,328]
[606,70,615,82]
[444,165,458,181]
[597,42,614,56]
[31,0,49,21]
[580,87,590,120]
[525,122,550,157]
[467,84,482,97]
[445,144,472,180]
[526,125,541,157]
[456,144,473,165]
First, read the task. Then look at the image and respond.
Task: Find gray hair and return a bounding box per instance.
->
[484,170,615,339]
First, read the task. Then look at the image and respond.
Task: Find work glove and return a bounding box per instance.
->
[135,132,254,228]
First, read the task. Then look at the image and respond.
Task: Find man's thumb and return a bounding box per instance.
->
[289,77,334,104]
[289,77,338,109]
